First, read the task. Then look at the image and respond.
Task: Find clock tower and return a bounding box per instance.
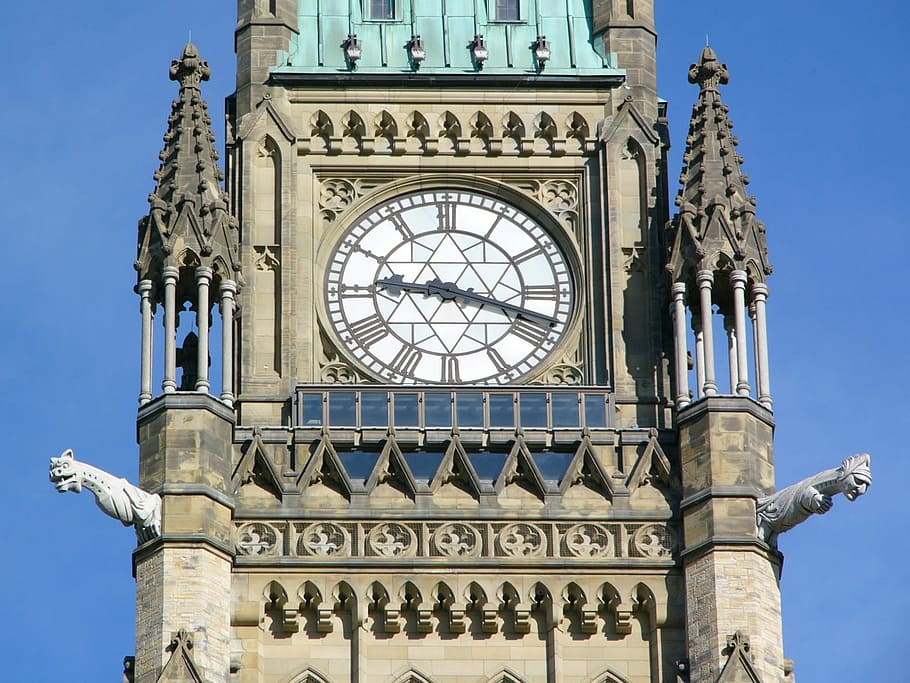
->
[127,2,793,683]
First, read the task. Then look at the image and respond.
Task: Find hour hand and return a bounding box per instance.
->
[375,274,429,297]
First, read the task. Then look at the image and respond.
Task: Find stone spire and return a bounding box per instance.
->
[135,43,239,282]
[667,47,771,281]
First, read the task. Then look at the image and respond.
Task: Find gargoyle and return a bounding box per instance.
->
[49,449,161,543]
[756,453,871,543]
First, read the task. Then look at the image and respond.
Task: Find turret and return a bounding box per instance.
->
[667,47,773,409]
[135,43,241,405]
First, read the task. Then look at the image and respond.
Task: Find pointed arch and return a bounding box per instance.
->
[288,668,331,683]
[486,669,527,683]
[589,670,632,683]
[390,669,434,683]
[341,110,366,150]
[252,135,280,245]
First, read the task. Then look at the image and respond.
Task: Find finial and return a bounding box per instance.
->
[688,46,729,92]
[705,34,710,47]
[169,42,211,90]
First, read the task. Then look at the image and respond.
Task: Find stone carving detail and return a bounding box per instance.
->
[498,522,546,558]
[535,361,583,385]
[49,449,161,543]
[236,522,279,556]
[564,523,614,558]
[756,453,872,543]
[320,361,359,384]
[432,523,481,558]
[630,523,675,559]
[253,245,280,271]
[300,109,594,157]
[540,180,579,213]
[298,522,348,557]
[512,178,580,232]
[318,178,359,223]
[367,522,416,557]
[234,519,676,562]
[318,327,362,384]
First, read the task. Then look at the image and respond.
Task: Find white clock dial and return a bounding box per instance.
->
[325,189,574,384]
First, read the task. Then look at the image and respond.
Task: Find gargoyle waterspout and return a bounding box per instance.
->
[756,453,871,543]
[49,449,161,543]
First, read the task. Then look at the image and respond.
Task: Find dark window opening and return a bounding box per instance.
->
[371,0,395,20]
[495,0,520,21]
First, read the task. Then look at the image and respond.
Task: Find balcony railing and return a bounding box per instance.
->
[293,385,615,433]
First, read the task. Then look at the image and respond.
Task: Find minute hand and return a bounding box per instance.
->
[377,275,557,327]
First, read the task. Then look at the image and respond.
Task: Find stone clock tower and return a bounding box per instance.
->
[101,1,837,683]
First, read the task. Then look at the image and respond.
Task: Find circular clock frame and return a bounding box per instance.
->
[320,183,581,385]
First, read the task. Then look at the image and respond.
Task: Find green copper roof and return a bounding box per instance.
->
[275,0,621,78]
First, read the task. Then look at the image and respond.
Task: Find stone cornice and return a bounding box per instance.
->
[675,395,774,429]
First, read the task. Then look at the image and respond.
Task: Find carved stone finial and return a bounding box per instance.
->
[169,43,211,90]
[756,453,872,543]
[688,46,729,91]
[49,449,162,543]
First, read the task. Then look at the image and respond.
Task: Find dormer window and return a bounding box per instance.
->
[370,0,395,21]
[495,0,520,21]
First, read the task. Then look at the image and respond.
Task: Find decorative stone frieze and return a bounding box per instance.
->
[233,519,676,564]
[298,108,596,157]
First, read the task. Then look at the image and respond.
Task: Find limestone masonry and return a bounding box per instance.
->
[49,2,871,682]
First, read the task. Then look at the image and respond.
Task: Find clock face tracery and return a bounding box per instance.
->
[325,189,574,384]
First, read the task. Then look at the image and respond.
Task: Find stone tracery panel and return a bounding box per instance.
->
[234,519,676,563]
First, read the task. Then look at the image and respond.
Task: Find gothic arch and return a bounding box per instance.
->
[485,669,527,683]
[589,670,631,683]
[390,669,434,683]
[287,668,331,683]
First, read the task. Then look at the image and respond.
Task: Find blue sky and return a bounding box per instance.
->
[1,1,906,681]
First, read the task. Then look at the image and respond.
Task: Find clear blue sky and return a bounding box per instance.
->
[1,2,906,681]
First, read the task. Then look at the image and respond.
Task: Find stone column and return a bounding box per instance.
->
[696,270,717,396]
[752,283,772,408]
[161,266,179,394]
[724,316,737,395]
[692,317,705,400]
[219,280,237,405]
[138,280,155,405]
[195,267,212,393]
[671,282,690,407]
[730,270,751,396]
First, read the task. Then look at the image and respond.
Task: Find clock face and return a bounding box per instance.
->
[325,189,574,384]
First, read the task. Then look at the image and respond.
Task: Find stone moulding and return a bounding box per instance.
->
[232,518,677,563]
[297,108,598,157]
[256,574,667,640]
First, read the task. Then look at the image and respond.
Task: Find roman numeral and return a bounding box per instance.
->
[523,285,558,301]
[513,246,542,264]
[389,346,422,377]
[487,347,511,373]
[390,213,414,239]
[441,356,461,382]
[511,318,548,346]
[349,314,388,347]
[437,198,456,230]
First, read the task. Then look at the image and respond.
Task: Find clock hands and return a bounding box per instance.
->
[376,274,557,327]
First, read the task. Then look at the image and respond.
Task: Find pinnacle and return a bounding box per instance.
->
[135,44,239,283]
[666,48,772,280]
[688,46,729,92]
[169,42,211,90]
